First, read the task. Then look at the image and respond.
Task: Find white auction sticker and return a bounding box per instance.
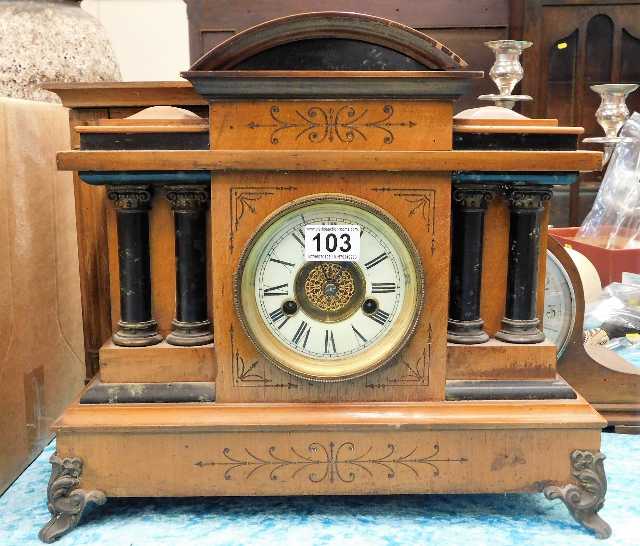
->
[304,224,360,261]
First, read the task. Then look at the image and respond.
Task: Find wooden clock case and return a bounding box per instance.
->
[549,237,640,431]
[42,12,611,543]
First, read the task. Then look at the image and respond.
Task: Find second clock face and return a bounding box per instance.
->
[235,195,423,381]
[544,250,576,357]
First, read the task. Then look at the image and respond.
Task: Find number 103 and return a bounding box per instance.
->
[312,232,353,253]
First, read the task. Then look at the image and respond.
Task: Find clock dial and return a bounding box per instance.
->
[544,250,576,357]
[235,195,423,381]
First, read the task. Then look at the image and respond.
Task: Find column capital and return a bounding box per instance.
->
[502,186,552,210]
[107,185,152,210]
[165,185,210,212]
[452,185,495,210]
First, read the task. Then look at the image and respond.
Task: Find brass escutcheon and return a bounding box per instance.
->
[295,261,366,323]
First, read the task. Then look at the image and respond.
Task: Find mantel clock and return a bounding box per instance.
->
[41,11,611,543]
[545,238,640,431]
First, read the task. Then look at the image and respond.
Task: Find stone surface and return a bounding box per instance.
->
[0,0,120,103]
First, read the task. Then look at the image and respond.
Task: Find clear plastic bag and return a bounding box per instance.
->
[576,111,640,249]
[584,282,640,336]
[583,282,640,368]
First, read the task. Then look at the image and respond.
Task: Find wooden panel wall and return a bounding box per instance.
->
[185,0,510,112]
[512,0,640,225]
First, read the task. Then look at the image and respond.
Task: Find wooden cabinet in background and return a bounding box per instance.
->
[185,0,640,226]
[511,0,640,225]
[184,0,510,113]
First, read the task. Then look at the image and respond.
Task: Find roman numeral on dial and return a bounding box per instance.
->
[351,325,367,344]
[292,321,310,348]
[367,309,390,326]
[372,282,396,293]
[364,253,388,269]
[270,258,295,269]
[269,308,290,329]
[324,329,336,353]
[292,229,305,247]
[264,283,288,296]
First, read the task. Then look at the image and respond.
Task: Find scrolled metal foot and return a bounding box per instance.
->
[544,450,612,539]
[38,454,106,543]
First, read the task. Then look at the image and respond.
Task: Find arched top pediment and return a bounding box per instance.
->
[189,11,468,72]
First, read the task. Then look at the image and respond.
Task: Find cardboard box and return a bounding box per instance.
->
[0,98,85,493]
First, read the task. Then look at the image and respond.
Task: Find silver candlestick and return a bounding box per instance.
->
[478,40,533,109]
[583,83,639,165]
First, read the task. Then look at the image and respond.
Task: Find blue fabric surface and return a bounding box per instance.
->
[0,433,638,546]
[615,346,640,368]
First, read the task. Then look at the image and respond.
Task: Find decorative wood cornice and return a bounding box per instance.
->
[43,81,206,108]
[50,398,606,433]
[57,150,603,173]
[187,12,469,71]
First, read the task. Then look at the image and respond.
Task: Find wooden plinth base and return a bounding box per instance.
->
[40,397,612,542]
[447,339,557,380]
[99,340,215,383]
[595,403,640,432]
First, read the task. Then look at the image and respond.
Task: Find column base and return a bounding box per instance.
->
[112,319,162,347]
[166,319,214,346]
[447,319,489,344]
[495,317,545,344]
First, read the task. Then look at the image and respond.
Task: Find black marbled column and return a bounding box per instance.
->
[495,186,552,344]
[107,185,162,347]
[448,185,494,344]
[165,185,213,346]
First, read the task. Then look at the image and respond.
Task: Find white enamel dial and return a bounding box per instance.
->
[544,250,576,356]
[236,195,423,381]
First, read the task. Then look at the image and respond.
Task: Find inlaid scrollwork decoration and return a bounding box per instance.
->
[195,441,467,483]
[247,104,416,145]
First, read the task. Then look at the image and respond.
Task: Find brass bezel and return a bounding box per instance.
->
[234,193,424,382]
